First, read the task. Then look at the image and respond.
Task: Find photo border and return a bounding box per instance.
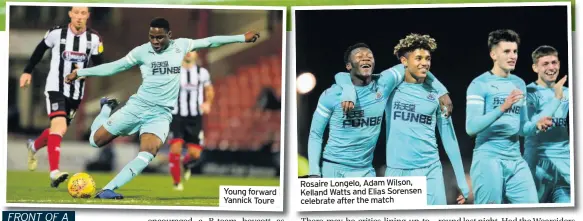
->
[290,1,575,212]
[2,1,287,212]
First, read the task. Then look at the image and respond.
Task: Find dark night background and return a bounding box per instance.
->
[295,5,570,203]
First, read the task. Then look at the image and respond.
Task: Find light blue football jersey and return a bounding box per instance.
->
[524,82,570,159]
[308,82,389,176]
[77,35,245,108]
[465,72,539,159]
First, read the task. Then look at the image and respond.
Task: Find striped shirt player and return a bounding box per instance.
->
[171,64,211,145]
[26,25,103,123]
[465,72,543,204]
[523,82,570,203]
[308,64,447,178]
[22,6,103,189]
[168,53,214,190]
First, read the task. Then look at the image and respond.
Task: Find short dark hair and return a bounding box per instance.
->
[344,43,370,64]
[393,33,437,59]
[531,45,559,64]
[488,29,520,51]
[150,17,170,32]
[69,7,91,13]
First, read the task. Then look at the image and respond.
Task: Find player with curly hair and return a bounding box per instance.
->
[465,29,554,204]
[384,33,469,205]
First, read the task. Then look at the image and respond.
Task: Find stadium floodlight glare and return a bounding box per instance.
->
[297,72,316,94]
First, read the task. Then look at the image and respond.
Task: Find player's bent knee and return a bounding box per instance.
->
[140,133,163,155]
[49,117,68,135]
[169,143,182,154]
[92,126,116,148]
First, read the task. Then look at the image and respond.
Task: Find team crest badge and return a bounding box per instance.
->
[427,93,436,101]
[51,103,58,111]
[176,48,181,53]
[376,91,382,100]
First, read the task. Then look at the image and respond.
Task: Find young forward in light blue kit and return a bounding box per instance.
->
[307,43,450,178]
[465,29,553,204]
[523,46,570,203]
[336,34,469,205]
[65,17,259,199]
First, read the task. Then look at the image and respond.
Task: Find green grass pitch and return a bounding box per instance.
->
[6,171,280,206]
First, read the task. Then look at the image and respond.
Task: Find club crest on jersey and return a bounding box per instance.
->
[427,93,436,101]
[62,51,87,62]
[375,91,383,100]
[175,48,181,53]
[51,103,58,111]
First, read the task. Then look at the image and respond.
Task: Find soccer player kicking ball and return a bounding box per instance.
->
[65,17,260,199]
[523,46,570,203]
[307,43,449,178]
[335,34,469,205]
[465,29,554,204]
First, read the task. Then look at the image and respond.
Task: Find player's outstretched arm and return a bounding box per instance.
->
[188,31,260,51]
[465,81,505,136]
[307,89,335,177]
[66,48,141,83]
[436,111,470,201]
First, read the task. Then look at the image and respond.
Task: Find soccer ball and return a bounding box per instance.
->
[67,172,96,198]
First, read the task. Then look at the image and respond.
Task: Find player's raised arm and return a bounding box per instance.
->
[521,76,567,137]
[519,77,565,136]
[465,80,505,136]
[187,31,259,52]
[436,109,470,202]
[307,88,336,177]
[66,47,141,83]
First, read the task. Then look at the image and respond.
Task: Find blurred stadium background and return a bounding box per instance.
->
[295,6,569,205]
[7,6,283,184]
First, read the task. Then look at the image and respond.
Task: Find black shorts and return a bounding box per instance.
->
[45,91,81,125]
[169,115,203,145]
